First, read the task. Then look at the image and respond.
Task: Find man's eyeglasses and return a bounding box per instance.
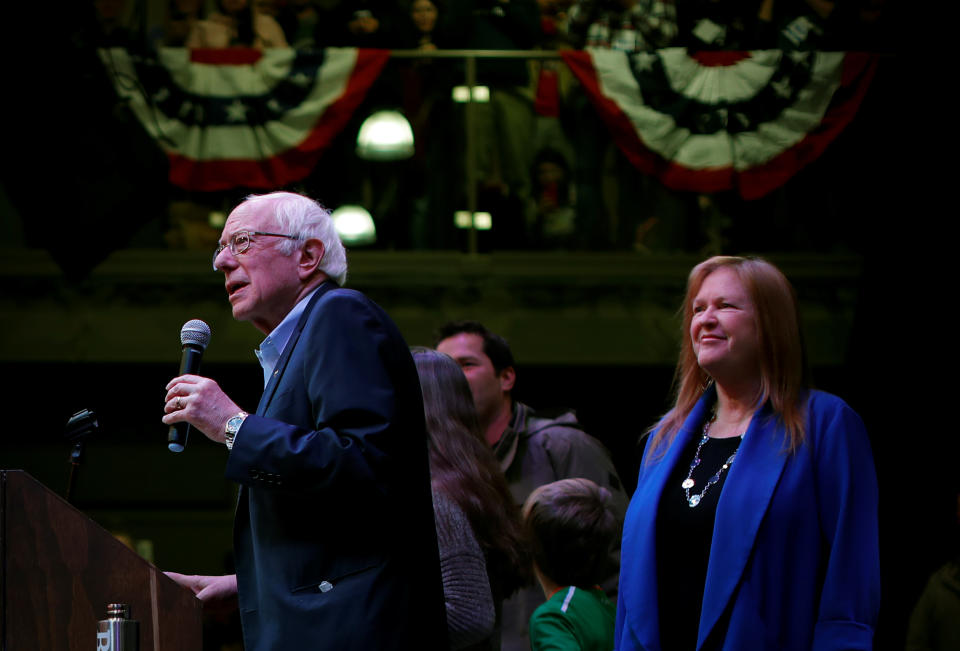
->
[213,231,299,270]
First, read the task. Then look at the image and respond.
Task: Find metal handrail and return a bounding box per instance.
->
[387,49,564,59]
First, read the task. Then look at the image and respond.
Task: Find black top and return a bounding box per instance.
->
[655,431,742,649]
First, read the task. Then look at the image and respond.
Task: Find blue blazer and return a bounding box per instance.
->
[615,388,880,650]
[224,282,447,651]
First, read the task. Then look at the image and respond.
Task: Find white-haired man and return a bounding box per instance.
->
[163,192,447,650]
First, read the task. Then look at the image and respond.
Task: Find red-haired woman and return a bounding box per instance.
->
[616,256,880,650]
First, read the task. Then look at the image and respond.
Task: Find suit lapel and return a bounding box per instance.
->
[240,282,338,513]
[256,281,337,416]
[697,401,789,648]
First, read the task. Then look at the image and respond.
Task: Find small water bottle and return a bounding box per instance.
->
[96,603,139,651]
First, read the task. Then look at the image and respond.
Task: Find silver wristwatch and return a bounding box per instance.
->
[224,411,248,450]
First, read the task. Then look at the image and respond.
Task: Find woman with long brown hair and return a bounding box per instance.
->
[616,256,880,650]
[413,347,531,650]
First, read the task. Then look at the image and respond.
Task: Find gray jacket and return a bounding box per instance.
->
[495,401,628,651]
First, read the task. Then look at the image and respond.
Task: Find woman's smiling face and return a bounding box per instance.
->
[690,267,760,381]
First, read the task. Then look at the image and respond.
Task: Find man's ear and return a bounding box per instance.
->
[499,366,516,393]
[298,238,325,280]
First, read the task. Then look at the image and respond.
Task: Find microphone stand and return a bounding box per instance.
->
[67,441,84,503]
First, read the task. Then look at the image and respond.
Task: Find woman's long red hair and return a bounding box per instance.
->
[647,256,810,461]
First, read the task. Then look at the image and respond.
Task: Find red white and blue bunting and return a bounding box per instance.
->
[100,47,389,192]
[101,47,877,198]
[561,48,879,199]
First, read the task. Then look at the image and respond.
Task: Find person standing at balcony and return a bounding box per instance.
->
[568,0,678,50]
[88,0,140,49]
[564,0,683,252]
[314,0,401,48]
[397,0,476,250]
[186,0,288,48]
[444,0,543,248]
[150,0,203,49]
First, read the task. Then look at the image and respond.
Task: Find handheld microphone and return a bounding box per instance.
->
[168,319,211,453]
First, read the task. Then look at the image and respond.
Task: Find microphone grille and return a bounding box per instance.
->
[180,319,212,349]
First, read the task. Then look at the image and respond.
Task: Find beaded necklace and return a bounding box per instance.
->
[680,414,743,508]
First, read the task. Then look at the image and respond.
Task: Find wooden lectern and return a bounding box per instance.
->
[0,470,202,650]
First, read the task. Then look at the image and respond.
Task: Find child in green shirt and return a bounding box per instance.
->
[523,478,619,651]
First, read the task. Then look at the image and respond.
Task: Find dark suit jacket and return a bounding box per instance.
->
[225,281,447,651]
[616,387,880,650]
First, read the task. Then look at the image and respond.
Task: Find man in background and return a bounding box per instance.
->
[436,320,626,650]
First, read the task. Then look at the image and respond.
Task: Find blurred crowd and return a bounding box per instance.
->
[88,0,892,55]
[80,0,893,255]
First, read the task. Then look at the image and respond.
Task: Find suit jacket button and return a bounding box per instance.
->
[319,581,333,593]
